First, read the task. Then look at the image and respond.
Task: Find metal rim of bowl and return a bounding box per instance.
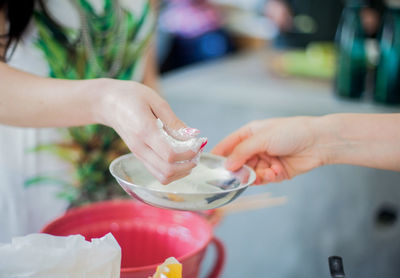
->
[109,153,256,195]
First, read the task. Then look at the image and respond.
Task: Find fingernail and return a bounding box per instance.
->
[183,127,200,137]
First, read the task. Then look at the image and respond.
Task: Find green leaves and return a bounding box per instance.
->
[31,0,153,207]
[34,0,154,79]
[56,188,79,203]
[25,175,78,203]
[25,175,71,188]
[30,143,80,163]
[28,123,129,206]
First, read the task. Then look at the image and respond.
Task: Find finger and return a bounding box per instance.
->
[252,167,275,185]
[132,108,182,161]
[261,168,277,184]
[255,154,283,184]
[212,125,252,156]
[151,98,186,131]
[225,134,268,172]
[141,158,193,185]
[246,156,259,169]
[141,160,166,183]
[255,160,288,184]
[115,121,196,181]
[146,106,206,162]
[255,159,271,184]
[270,158,290,181]
[142,160,193,185]
[146,132,201,163]
[135,109,198,162]
[126,138,197,183]
[145,154,196,184]
[160,169,193,185]
[125,139,166,181]
[255,159,270,174]
[254,177,263,185]
[151,155,197,184]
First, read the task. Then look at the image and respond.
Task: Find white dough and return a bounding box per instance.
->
[157,119,207,154]
[146,163,227,194]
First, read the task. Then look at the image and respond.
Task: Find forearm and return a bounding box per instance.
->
[0,62,105,127]
[315,113,400,171]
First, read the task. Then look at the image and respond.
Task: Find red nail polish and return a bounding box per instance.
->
[200,139,208,150]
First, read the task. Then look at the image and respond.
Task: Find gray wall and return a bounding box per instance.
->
[162,51,400,278]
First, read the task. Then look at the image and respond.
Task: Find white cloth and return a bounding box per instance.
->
[0,233,121,278]
[0,0,152,243]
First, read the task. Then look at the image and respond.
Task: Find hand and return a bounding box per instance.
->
[212,117,324,185]
[0,64,205,184]
[95,79,205,184]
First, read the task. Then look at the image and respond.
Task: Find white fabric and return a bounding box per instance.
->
[0,0,150,243]
[0,233,121,278]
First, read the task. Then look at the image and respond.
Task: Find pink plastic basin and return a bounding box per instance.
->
[41,200,225,278]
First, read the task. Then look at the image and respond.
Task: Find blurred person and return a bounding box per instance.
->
[213,114,400,184]
[264,0,383,48]
[159,0,234,72]
[0,0,205,242]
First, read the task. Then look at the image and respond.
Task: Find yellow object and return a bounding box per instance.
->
[152,257,182,278]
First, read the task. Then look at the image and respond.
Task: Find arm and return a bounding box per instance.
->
[212,114,400,185]
[316,113,400,172]
[0,62,203,184]
[0,62,105,127]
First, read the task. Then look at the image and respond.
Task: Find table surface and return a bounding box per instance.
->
[161,50,400,278]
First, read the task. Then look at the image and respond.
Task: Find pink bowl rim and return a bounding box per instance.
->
[40,199,215,273]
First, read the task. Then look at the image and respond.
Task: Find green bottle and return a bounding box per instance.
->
[335,0,368,98]
[374,7,400,104]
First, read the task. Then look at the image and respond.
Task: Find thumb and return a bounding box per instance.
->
[152,100,201,140]
[153,100,186,129]
[225,134,268,171]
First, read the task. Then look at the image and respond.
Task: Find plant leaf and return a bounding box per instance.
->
[25,175,72,188]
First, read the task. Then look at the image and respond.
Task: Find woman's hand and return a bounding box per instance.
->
[94,79,205,184]
[212,117,324,185]
[0,62,204,184]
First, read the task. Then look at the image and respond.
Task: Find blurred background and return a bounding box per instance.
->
[155,0,400,277]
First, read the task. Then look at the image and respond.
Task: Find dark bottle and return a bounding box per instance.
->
[374,6,400,104]
[335,0,368,99]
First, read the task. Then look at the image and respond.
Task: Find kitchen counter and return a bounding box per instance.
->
[161,50,400,278]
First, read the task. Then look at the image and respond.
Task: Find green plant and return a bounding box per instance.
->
[25,0,154,207]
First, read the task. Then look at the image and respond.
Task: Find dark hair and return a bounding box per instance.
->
[0,0,36,61]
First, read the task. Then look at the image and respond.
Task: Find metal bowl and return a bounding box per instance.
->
[109,153,256,211]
